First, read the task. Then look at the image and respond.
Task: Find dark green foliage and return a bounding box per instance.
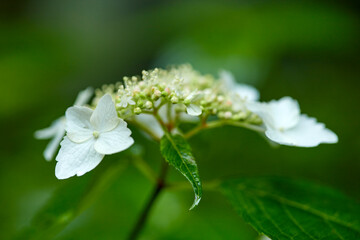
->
[16,161,128,240]
[222,177,360,240]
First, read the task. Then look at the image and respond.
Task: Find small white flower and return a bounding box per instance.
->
[117,94,135,108]
[35,87,93,161]
[220,70,259,102]
[55,94,134,179]
[184,91,203,116]
[247,97,338,147]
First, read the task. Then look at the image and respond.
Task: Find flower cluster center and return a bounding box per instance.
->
[93,131,100,139]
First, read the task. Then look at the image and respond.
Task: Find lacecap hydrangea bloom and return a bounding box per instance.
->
[55,94,134,179]
[247,97,338,147]
[35,64,338,179]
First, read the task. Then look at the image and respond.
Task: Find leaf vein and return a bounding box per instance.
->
[253,197,294,240]
[166,134,199,195]
[282,204,317,240]
[324,218,345,240]
[247,187,359,233]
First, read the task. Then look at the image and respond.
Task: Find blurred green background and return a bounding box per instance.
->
[1,0,359,239]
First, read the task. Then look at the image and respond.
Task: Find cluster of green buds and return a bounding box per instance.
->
[92,65,262,127]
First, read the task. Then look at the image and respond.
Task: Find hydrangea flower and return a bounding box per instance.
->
[36,65,339,181]
[55,94,134,179]
[34,87,93,161]
[247,97,338,147]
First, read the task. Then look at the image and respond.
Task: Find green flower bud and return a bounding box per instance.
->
[134,107,142,114]
[218,112,225,118]
[137,100,144,108]
[145,101,153,109]
[184,98,191,105]
[232,112,247,121]
[171,96,179,104]
[161,90,169,97]
[152,90,162,100]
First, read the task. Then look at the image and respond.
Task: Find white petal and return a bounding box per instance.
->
[65,106,94,143]
[118,95,132,108]
[128,98,135,105]
[234,84,259,102]
[74,87,94,106]
[247,101,275,129]
[94,120,134,154]
[43,127,65,161]
[220,70,237,89]
[55,137,104,179]
[185,91,203,102]
[265,115,338,147]
[117,101,127,108]
[90,94,120,132]
[135,114,165,139]
[34,117,65,139]
[247,97,300,130]
[179,112,199,123]
[268,97,300,130]
[220,70,260,102]
[186,104,202,116]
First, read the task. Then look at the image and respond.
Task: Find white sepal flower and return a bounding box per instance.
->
[55,94,134,179]
[247,97,338,147]
[220,70,259,102]
[34,87,93,161]
[117,94,135,108]
[185,91,203,116]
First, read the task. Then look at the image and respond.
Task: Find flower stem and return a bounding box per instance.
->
[183,124,206,139]
[184,120,264,139]
[127,161,169,240]
[153,109,168,131]
[127,119,161,142]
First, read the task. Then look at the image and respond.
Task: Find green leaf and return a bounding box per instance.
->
[221,177,360,240]
[16,160,128,240]
[160,133,202,210]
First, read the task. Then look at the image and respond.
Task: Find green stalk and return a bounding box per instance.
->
[127,161,169,240]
